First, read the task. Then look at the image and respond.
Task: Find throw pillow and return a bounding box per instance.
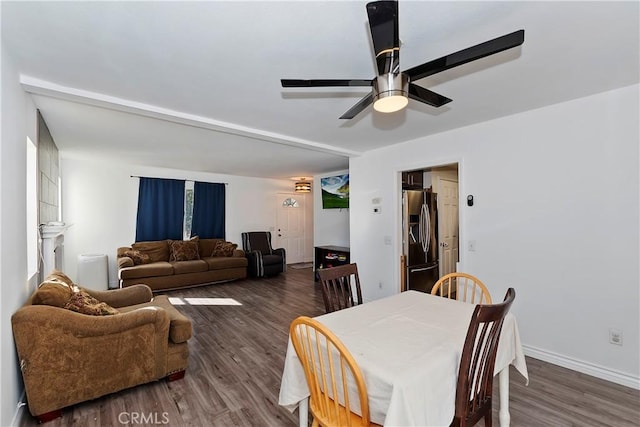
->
[64,290,119,316]
[169,239,200,262]
[32,282,74,307]
[211,241,238,257]
[121,249,152,265]
[45,269,75,288]
[131,240,170,263]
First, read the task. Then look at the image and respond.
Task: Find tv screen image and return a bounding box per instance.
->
[321,174,349,209]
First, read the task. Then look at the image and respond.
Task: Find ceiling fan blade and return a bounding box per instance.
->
[366,1,400,75]
[405,29,525,81]
[339,92,374,119]
[408,83,452,108]
[281,79,372,87]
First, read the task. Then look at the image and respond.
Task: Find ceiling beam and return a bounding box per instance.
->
[20,75,363,158]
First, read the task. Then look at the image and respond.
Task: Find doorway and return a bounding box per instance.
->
[400,164,459,292]
[275,193,307,265]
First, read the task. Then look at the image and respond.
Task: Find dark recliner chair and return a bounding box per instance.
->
[241,231,286,277]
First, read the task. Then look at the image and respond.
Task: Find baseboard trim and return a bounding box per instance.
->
[523,345,640,390]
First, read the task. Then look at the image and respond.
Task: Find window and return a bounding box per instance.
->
[26,137,38,277]
[183,181,194,240]
[135,178,225,242]
[282,197,299,208]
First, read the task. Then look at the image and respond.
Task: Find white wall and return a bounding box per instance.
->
[350,85,639,388]
[313,170,350,248]
[60,157,293,288]
[1,39,39,426]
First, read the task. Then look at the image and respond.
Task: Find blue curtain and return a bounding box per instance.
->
[135,178,185,242]
[191,182,225,239]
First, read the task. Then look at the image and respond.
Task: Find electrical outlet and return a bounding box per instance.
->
[468,240,476,252]
[609,329,623,346]
[378,281,383,289]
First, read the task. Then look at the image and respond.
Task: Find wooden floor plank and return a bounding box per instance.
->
[18,268,640,426]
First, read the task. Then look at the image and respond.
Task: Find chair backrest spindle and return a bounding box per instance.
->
[318,263,364,313]
[431,272,492,304]
[290,316,373,427]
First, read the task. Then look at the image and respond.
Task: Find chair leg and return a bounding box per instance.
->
[166,370,186,381]
[36,409,62,423]
[484,411,492,427]
[311,418,319,427]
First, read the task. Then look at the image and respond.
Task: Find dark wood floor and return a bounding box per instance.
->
[19,268,640,426]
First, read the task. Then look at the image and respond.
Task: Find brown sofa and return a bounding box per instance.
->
[118,238,247,291]
[12,273,192,423]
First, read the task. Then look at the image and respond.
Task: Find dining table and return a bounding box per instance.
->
[278,290,528,427]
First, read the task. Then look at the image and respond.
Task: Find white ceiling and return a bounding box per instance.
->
[2,1,638,179]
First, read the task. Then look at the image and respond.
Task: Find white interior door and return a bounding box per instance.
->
[437,178,459,277]
[275,193,305,264]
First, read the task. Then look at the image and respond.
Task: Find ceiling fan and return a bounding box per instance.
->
[281,1,524,119]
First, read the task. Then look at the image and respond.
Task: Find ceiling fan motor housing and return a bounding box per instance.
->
[373,73,409,112]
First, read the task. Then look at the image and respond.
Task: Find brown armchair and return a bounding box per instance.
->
[12,279,192,423]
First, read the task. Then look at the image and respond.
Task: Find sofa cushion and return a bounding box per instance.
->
[198,239,223,258]
[170,260,208,274]
[32,282,73,307]
[169,239,200,262]
[118,295,192,344]
[132,240,170,263]
[202,256,248,270]
[64,290,119,316]
[119,262,174,280]
[212,241,238,257]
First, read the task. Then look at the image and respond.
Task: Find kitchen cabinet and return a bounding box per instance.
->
[402,171,424,189]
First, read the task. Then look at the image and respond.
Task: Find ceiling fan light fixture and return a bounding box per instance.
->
[373,73,409,113]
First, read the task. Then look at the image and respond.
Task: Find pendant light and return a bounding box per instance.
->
[295,179,312,193]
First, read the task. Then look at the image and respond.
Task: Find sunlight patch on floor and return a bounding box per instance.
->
[169,297,242,306]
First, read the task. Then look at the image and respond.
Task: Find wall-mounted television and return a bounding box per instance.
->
[320,174,349,209]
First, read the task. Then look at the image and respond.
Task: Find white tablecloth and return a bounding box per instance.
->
[279,291,528,426]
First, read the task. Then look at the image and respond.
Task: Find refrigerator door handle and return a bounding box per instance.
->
[421,203,430,254]
[418,206,424,251]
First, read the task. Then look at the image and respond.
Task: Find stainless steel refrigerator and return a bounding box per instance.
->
[402,189,439,293]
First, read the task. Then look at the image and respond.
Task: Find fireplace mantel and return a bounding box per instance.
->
[40,223,72,279]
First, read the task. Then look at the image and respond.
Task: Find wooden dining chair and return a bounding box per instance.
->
[451,288,516,427]
[317,263,363,313]
[290,316,381,427]
[431,272,492,304]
